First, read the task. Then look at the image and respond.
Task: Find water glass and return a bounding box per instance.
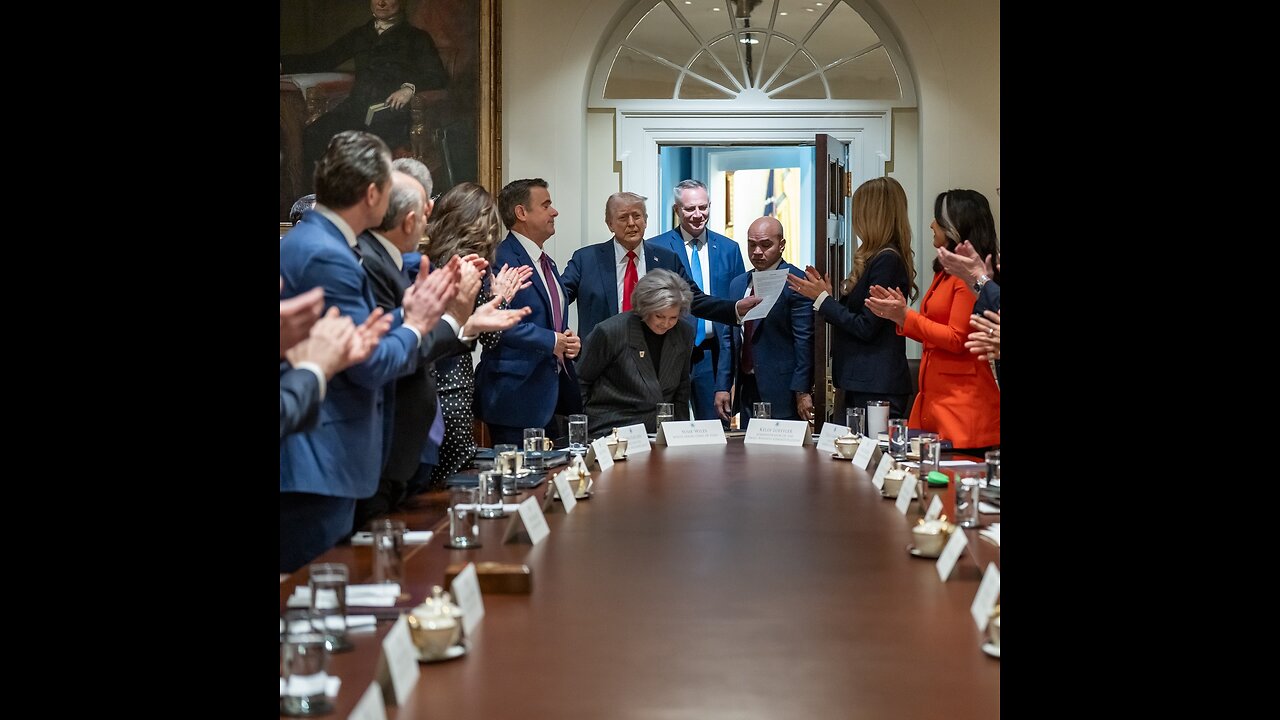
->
[955,470,984,528]
[370,519,405,585]
[917,432,941,480]
[523,427,548,471]
[307,562,351,652]
[477,470,505,518]
[655,402,675,430]
[448,488,482,548]
[280,608,331,716]
[753,402,772,419]
[845,407,865,437]
[568,414,589,456]
[985,449,1001,487]
[865,400,890,438]
[888,417,908,459]
[494,443,521,495]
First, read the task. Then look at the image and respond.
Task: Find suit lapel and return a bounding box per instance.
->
[668,230,692,275]
[626,315,662,400]
[507,233,555,322]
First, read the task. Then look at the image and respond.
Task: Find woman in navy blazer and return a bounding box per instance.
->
[787,177,918,418]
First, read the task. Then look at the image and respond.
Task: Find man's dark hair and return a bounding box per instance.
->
[288,194,316,225]
[314,131,392,209]
[498,178,548,228]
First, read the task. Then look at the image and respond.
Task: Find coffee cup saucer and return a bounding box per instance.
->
[981,642,1000,659]
[830,452,853,460]
[417,643,467,663]
[907,544,941,559]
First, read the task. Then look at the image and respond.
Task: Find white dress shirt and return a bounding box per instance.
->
[613,239,649,312]
[679,227,712,342]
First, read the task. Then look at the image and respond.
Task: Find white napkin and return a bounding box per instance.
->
[350,530,434,546]
[288,584,401,608]
[453,503,521,512]
[280,674,342,698]
[979,502,1000,514]
[979,523,1000,546]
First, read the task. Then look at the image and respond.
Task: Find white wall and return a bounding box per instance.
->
[503,0,1000,268]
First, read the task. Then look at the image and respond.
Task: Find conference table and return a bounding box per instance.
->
[280,438,1000,719]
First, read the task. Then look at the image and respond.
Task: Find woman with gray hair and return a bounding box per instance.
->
[577,269,693,435]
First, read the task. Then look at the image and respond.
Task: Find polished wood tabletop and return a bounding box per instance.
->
[281,440,1000,719]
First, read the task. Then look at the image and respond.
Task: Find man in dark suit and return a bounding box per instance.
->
[281,0,448,190]
[475,178,583,446]
[647,179,745,423]
[559,192,760,354]
[279,130,460,573]
[714,217,814,424]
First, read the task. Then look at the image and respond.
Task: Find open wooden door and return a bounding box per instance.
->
[813,134,852,432]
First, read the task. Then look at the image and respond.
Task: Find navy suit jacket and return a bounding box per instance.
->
[714,261,814,420]
[475,233,579,429]
[560,238,740,343]
[648,227,744,337]
[280,362,322,440]
[279,210,421,500]
[817,250,914,395]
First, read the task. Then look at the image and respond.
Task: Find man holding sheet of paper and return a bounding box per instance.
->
[714,217,814,424]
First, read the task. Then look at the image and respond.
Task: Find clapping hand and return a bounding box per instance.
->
[865,285,908,325]
[786,265,832,301]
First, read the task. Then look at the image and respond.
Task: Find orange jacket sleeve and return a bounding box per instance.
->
[897,275,975,354]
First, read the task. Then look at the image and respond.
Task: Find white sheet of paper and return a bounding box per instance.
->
[381,615,421,706]
[348,683,388,720]
[744,418,809,446]
[552,473,577,513]
[517,496,550,545]
[288,584,401,608]
[925,494,944,521]
[978,523,1000,547]
[662,419,728,446]
[852,439,877,469]
[870,454,894,489]
[816,423,849,453]
[613,423,652,454]
[740,269,789,321]
[590,437,615,471]
[449,562,486,639]
[894,473,917,515]
[936,528,970,582]
[350,531,433,546]
[970,563,1001,631]
[939,460,984,467]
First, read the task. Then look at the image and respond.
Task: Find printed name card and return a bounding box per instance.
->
[589,437,614,471]
[545,472,577,514]
[894,472,918,515]
[935,527,970,582]
[925,494,944,521]
[662,419,729,447]
[614,423,652,454]
[970,563,1001,631]
[744,418,810,446]
[815,422,849,453]
[449,562,486,638]
[504,495,550,545]
[379,614,421,706]
[348,683,388,720]
[870,454,895,489]
[851,438,878,469]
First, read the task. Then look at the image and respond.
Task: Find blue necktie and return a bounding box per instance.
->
[688,239,705,345]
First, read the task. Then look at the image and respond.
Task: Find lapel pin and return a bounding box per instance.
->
[639,350,646,358]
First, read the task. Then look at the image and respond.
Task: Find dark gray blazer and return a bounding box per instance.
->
[577,311,693,434]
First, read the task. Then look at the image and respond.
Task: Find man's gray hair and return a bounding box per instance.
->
[672,179,708,207]
[377,170,425,232]
[393,157,433,202]
[631,268,692,319]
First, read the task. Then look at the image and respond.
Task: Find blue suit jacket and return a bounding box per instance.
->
[280,362,321,440]
[474,233,578,429]
[714,261,814,419]
[817,250,913,395]
[278,210,421,500]
[647,228,744,337]
[560,238,740,342]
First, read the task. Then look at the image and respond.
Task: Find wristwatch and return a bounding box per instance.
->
[972,274,990,292]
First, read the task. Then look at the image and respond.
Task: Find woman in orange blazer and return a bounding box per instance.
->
[865,189,1000,452]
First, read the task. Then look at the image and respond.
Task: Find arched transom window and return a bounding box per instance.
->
[603,0,904,100]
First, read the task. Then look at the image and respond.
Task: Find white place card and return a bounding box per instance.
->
[589,437,614,471]
[348,683,388,720]
[744,418,810,446]
[925,494,944,521]
[661,419,728,447]
[504,496,550,545]
[894,473,917,515]
[614,423,652,454]
[379,614,420,706]
[851,438,878,469]
[970,563,1001,631]
[936,527,970,582]
[546,472,577,514]
[815,422,849,453]
[449,562,486,639]
[870,454,895,489]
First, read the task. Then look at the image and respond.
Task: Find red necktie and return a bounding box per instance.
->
[621,250,638,311]
[539,252,563,333]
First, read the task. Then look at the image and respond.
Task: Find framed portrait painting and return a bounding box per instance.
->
[280,0,500,224]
